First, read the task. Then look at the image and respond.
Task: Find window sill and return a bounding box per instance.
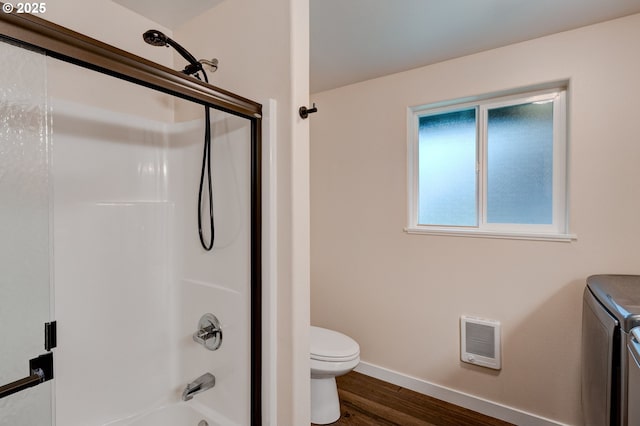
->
[404,226,577,242]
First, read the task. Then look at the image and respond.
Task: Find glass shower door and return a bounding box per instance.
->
[0,40,54,426]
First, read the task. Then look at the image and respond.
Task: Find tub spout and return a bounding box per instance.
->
[182,373,215,401]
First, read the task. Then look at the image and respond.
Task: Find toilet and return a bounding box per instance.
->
[310,326,360,425]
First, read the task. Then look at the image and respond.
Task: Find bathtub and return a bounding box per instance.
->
[105,403,223,426]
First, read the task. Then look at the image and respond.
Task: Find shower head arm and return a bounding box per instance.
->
[165,38,204,76]
[182,62,203,76]
[165,37,200,67]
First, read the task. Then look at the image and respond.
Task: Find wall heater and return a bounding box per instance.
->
[460,315,501,370]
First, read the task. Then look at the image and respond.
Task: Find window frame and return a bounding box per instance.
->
[406,86,574,242]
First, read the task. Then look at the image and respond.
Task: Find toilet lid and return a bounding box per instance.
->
[310,326,360,362]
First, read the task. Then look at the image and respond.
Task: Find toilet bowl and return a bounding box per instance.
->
[310,326,360,425]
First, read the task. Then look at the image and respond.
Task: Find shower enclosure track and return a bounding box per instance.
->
[0,7,261,118]
[0,6,263,426]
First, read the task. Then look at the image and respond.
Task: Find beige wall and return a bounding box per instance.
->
[42,0,174,121]
[310,14,640,425]
[43,0,173,65]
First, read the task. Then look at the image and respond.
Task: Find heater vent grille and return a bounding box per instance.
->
[460,316,501,370]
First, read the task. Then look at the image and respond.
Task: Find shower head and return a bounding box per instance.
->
[143,29,202,75]
[142,29,167,47]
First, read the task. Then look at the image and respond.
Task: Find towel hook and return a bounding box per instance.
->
[299,103,318,119]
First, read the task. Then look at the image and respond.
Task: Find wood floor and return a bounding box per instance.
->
[313,372,515,426]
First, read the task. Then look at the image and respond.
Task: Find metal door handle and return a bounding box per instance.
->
[0,370,45,399]
[0,353,53,400]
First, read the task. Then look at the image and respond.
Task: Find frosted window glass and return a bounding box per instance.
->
[418,109,477,226]
[487,102,553,224]
[0,41,52,425]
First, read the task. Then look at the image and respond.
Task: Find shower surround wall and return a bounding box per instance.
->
[169,109,252,426]
[50,58,251,425]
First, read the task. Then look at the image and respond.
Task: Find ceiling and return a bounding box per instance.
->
[113,0,224,30]
[113,0,640,93]
[310,0,640,92]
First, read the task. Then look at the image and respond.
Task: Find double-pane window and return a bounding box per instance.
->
[407,87,569,240]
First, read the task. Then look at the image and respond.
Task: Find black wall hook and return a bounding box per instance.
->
[299,103,318,119]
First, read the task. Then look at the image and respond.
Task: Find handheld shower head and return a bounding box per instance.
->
[142,30,215,251]
[142,29,202,75]
[142,29,167,47]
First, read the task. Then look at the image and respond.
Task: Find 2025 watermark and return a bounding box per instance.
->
[2,3,47,14]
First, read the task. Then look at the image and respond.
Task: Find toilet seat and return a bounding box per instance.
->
[311,326,360,362]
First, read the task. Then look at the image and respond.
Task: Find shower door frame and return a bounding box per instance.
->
[0,8,263,426]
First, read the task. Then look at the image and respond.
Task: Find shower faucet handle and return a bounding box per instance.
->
[193,313,222,351]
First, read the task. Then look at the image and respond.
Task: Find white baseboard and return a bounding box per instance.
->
[354,362,568,426]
